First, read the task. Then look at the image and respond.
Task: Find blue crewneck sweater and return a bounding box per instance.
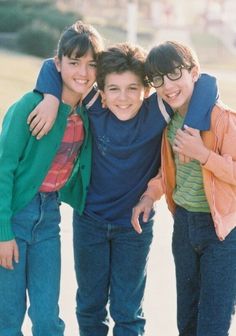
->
[82,89,172,224]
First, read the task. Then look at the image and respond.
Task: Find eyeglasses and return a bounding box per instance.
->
[149,65,190,88]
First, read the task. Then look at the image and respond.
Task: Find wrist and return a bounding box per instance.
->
[140,194,155,204]
[199,148,210,165]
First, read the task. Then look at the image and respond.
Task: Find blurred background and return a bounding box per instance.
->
[1,0,236,59]
[1,0,236,112]
[1,1,236,335]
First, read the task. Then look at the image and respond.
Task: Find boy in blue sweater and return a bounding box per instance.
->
[30,42,218,335]
[0,21,103,335]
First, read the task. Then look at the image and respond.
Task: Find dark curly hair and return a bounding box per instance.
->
[96,42,149,90]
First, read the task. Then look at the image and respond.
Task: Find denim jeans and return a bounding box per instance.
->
[0,192,65,336]
[172,206,236,336]
[72,211,153,336]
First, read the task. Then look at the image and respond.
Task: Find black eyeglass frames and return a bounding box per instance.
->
[149,65,191,88]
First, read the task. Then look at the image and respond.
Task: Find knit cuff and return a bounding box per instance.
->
[0,222,14,241]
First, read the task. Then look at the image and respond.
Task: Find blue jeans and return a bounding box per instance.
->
[0,192,65,336]
[172,206,236,336]
[73,211,153,336]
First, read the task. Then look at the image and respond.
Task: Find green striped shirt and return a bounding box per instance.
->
[167,112,210,212]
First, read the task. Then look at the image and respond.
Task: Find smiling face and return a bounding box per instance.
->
[146,41,201,116]
[155,66,199,116]
[100,70,148,121]
[55,49,97,107]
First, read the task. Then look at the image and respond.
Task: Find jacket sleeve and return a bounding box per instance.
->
[142,168,164,201]
[34,59,62,100]
[203,108,236,185]
[184,73,219,131]
[0,99,32,241]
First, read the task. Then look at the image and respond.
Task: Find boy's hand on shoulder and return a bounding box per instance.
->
[0,239,19,270]
[173,126,210,164]
[178,153,193,164]
[27,94,59,140]
[131,195,154,234]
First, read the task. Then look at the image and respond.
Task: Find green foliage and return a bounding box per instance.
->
[34,8,80,31]
[0,0,80,33]
[0,3,32,32]
[0,0,82,57]
[18,21,59,58]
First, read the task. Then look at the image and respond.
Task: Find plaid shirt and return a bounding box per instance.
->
[40,113,84,192]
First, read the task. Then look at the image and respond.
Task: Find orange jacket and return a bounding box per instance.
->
[144,102,236,240]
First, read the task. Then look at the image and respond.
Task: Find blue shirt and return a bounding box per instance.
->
[82,89,172,225]
[35,60,218,226]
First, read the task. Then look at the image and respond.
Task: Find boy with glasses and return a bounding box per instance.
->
[149,64,192,88]
[132,41,236,336]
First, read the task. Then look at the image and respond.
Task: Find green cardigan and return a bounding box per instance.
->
[0,91,92,241]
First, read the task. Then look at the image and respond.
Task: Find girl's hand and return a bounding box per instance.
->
[0,239,19,270]
[27,94,59,140]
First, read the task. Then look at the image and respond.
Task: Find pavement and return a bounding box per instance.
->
[22,199,236,335]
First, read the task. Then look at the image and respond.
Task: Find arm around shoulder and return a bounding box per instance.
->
[28,58,62,139]
[142,168,164,202]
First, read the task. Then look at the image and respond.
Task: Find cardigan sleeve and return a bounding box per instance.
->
[0,96,33,240]
[202,107,236,186]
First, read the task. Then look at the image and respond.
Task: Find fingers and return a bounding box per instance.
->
[183,125,200,136]
[27,110,37,125]
[178,153,192,164]
[31,120,47,137]
[176,128,185,136]
[34,125,49,140]
[27,96,59,139]
[173,138,182,150]
[28,114,56,139]
[173,128,190,153]
[131,207,143,234]
[142,205,152,222]
[0,253,14,270]
[13,242,19,265]
[178,153,185,163]
[2,257,13,270]
[29,116,53,139]
[131,195,154,234]
[0,240,19,270]
[29,114,43,131]
[32,120,54,139]
[172,144,181,154]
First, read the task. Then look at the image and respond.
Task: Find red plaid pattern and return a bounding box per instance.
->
[40,114,84,192]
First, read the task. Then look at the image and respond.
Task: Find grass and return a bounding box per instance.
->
[0,49,42,120]
[1,48,236,124]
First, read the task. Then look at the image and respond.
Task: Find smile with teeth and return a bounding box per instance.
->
[117,105,131,109]
[75,79,88,84]
[166,91,180,99]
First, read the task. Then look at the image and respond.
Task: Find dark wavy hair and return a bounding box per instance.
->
[96,42,149,90]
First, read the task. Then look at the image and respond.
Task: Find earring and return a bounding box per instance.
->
[101,96,107,108]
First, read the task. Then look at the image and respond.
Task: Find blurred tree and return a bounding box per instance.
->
[0,0,82,57]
